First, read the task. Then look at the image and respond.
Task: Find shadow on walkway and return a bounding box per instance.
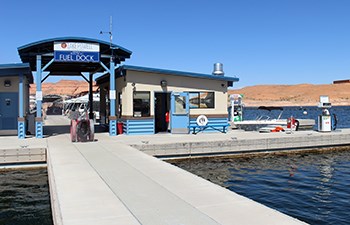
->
[44,124,109,137]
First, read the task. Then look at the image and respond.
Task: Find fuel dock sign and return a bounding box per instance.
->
[54,42,100,63]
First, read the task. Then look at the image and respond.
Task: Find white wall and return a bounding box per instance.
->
[121,71,229,117]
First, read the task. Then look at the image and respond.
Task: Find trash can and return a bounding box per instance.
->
[117,122,123,134]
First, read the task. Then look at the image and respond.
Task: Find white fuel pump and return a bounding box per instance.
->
[229,94,243,123]
[317,95,332,132]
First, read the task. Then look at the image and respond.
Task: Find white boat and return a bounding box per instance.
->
[233,106,315,131]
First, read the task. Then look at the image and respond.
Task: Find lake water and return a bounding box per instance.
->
[171,149,350,225]
[0,168,53,225]
[171,106,350,225]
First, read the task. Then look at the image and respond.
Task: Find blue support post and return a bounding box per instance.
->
[109,60,117,136]
[35,55,43,138]
[18,73,25,139]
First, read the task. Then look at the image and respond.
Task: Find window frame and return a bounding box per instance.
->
[188,91,215,109]
[133,91,151,117]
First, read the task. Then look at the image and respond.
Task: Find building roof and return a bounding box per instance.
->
[17,37,132,74]
[0,63,33,83]
[96,65,239,86]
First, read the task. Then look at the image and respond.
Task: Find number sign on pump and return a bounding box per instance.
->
[54,42,100,63]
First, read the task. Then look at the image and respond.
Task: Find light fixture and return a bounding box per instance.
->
[4,80,11,87]
[160,80,167,87]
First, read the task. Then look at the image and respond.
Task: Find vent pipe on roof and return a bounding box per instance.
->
[212,63,224,75]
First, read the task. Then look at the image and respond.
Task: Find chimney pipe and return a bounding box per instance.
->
[212,63,224,75]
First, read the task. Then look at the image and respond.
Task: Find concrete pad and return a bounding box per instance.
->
[47,135,140,225]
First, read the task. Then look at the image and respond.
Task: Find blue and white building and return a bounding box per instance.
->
[96,65,239,135]
[0,37,239,138]
[0,63,33,138]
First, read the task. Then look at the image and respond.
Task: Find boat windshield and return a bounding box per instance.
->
[256,106,284,120]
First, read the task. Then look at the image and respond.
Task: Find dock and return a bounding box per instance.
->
[4,115,350,224]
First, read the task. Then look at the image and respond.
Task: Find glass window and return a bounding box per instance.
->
[174,96,187,114]
[133,91,150,117]
[189,92,215,109]
[189,92,199,108]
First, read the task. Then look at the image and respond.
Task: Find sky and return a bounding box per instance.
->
[1,0,350,88]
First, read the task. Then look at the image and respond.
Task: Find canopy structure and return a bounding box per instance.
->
[18,37,132,75]
[17,37,132,138]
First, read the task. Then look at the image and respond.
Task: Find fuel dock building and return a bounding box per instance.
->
[96,64,239,135]
[0,37,239,138]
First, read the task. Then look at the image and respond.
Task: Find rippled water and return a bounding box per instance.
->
[0,168,53,225]
[171,150,350,225]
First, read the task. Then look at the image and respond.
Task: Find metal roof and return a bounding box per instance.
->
[17,37,132,74]
[0,63,33,83]
[96,65,239,86]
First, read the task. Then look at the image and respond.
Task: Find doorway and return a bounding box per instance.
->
[0,92,18,130]
[170,92,190,134]
[154,92,171,133]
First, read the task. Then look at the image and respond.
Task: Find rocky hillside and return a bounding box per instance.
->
[30,80,98,96]
[229,83,350,106]
[31,80,350,106]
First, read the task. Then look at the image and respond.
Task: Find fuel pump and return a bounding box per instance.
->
[229,94,243,122]
[317,96,332,132]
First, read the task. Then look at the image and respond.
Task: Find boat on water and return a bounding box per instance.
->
[232,106,315,132]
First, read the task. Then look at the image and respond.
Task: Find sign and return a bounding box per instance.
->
[54,42,100,63]
[36,91,43,101]
[109,90,116,100]
[196,115,208,126]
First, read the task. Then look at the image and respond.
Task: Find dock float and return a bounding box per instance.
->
[126,129,350,159]
[46,133,307,225]
[10,115,350,224]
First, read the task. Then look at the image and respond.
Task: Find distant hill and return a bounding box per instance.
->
[31,80,350,106]
[229,83,350,106]
[30,80,98,96]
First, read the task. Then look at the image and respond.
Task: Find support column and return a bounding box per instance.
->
[100,86,107,125]
[109,60,117,136]
[17,73,25,139]
[89,73,94,120]
[35,55,43,138]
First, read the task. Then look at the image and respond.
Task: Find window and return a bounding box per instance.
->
[174,95,187,114]
[133,91,150,117]
[189,92,214,109]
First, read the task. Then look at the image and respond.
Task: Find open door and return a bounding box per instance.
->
[154,92,170,133]
[170,92,189,134]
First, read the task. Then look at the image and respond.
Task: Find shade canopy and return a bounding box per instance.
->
[18,37,132,75]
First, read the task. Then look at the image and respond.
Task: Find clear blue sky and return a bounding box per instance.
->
[1,0,350,88]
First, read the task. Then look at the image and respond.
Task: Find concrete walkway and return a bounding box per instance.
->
[1,115,314,224]
[47,133,306,225]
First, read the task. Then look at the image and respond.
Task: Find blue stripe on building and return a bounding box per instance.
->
[123,119,155,135]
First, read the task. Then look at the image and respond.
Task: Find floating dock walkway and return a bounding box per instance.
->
[5,115,350,224]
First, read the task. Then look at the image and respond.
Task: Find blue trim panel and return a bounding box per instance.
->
[96,65,239,84]
[120,65,239,82]
[109,119,117,136]
[35,121,43,138]
[0,63,33,83]
[189,117,229,133]
[123,119,155,135]
[18,121,25,139]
